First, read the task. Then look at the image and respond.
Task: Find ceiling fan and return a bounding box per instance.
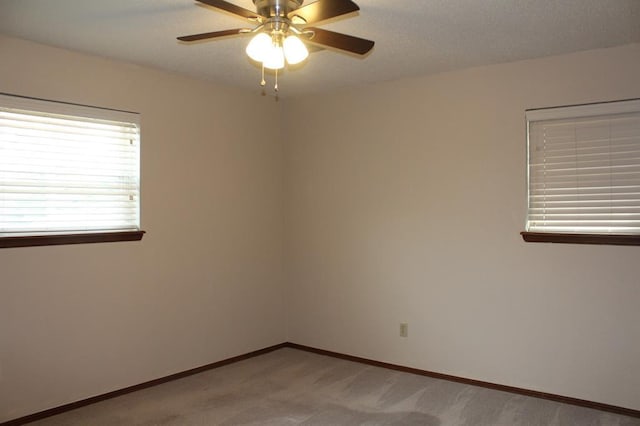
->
[178,0,374,93]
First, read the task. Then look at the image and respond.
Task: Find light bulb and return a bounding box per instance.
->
[283,35,309,65]
[263,43,285,70]
[246,33,271,62]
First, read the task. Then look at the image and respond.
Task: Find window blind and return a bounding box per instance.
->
[526,99,640,235]
[0,94,140,236]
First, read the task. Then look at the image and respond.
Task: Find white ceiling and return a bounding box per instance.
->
[1,0,639,98]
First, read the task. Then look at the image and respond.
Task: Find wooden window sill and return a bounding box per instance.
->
[0,231,145,249]
[521,232,640,246]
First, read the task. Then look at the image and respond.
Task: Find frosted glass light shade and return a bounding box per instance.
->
[283,35,309,65]
[246,33,271,62]
[263,44,285,70]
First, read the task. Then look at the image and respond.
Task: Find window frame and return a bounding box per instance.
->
[0,93,145,249]
[522,99,640,246]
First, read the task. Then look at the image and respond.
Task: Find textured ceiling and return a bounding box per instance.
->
[1,0,639,98]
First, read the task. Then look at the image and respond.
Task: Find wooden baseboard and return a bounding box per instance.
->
[3,341,638,424]
[0,343,287,426]
[285,342,640,419]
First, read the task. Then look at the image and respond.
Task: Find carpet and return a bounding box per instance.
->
[28,348,640,425]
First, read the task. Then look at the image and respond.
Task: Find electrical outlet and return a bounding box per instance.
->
[400,323,408,338]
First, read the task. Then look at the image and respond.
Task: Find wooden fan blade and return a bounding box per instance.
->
[177,28,246,42]
[288,0,359,25]
[305,27,374,55]
[196,0,261,20]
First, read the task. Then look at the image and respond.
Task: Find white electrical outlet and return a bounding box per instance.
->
[400,323,408,337]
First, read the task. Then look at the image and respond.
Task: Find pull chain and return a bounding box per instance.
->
[274,68,279,92]
[257,64,280,100]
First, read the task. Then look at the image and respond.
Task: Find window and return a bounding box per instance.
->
[522,99,640,246]
[0,94,144,248]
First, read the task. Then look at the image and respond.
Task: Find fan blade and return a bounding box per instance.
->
[177,28,246,42]
[196,0,261,20]
[305,27,374,55]
[288,0,359,25]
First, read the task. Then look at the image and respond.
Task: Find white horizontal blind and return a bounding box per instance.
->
[0,94,140,236]
[526,100,640,235]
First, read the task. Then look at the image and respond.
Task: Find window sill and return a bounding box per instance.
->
[521,232,640,246]
[0,230,145,249]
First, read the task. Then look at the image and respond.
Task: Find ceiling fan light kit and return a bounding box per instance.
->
[178,0,374,95]
[245,30,308,69]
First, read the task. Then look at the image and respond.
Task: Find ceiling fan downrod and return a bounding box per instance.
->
[253,0,304,19]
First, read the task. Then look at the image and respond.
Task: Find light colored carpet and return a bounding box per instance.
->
[29,348,640,426]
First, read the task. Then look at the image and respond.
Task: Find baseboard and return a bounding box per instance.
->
[3,341,638,425]
[0,343,287,426]
[285,342,640,419]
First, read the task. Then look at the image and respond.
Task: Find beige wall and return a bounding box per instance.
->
[0,36,285,422]
[283,43,640,410]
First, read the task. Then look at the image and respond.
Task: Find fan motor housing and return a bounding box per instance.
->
[253,0,303,17]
